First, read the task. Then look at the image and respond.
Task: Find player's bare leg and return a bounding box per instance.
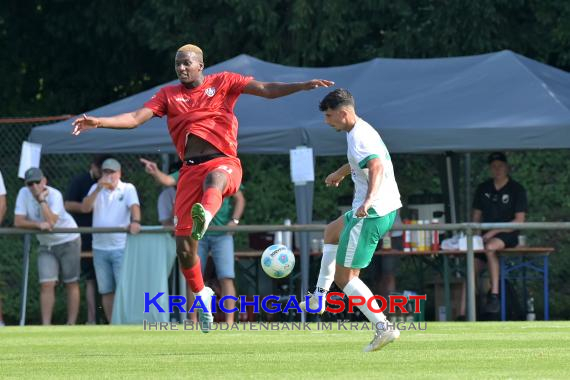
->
[177,235,214,332]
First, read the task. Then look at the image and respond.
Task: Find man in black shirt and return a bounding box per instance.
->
[64,155,111,324]
[472,152,527,314]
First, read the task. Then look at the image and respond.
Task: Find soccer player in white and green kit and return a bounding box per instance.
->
[300,88,402,352]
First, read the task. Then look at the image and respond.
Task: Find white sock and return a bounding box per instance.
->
[343,277,387,328]
[194,287,212,312]
[204,210,213,229]
[315,244,337,296]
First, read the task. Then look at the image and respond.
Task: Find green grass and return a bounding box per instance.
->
[1,322,569,379]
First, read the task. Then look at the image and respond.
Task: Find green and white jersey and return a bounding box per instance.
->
[347,118,402,217]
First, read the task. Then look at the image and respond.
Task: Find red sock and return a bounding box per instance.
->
[202,187,223,216]
[181,258,204,293]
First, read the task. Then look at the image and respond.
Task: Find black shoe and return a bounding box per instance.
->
[484,293,500,314]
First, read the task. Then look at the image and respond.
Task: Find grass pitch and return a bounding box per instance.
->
[1,322,569,379]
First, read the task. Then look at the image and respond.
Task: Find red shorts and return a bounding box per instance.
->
[174,156,242,236]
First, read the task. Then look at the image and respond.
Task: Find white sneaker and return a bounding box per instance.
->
[196,286,215,333]
[363,324,400,352]
[299,293,325,315]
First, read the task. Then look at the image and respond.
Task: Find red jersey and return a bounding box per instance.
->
[144,71,253,159]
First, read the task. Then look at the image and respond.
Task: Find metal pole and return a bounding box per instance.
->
[160,153,170,173]
[464,153,472,222]
[466,228,476,321]
[446,154,457,224]
[19,234,31,326]
[298,185,309,324]
[443,255,451,321]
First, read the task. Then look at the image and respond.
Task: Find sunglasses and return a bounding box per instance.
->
[26,181,41,186]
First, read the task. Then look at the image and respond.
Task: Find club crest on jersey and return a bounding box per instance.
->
[205,87,216,97]
[502,194,510,204]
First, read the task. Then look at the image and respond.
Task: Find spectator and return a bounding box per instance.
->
[65,155,111,324]
[0,169,6,326]
[14,168,81,325]
[155,160,178,228]
[461,152,527,317]
[141,158,244,323]
[157,185,177,226]
[81,158,141,323]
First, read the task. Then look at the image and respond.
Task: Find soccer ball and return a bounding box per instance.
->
[261,244,295,279]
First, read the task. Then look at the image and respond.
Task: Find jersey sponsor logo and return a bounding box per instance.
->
[174,97,192,102]
[217,165,233,174]
[205,87,216,97]
[502,194,510,204]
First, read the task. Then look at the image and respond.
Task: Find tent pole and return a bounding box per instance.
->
[464,153,472,222]
[160,153,170,174]
[445,154,457,224]
[449,153,476,321]
[294,183,313,323]
[464,153,476,320]
[443,155,457,321]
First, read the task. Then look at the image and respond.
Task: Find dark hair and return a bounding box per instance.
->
[319,88,355,111]
[92,154,114,168]
[487,152,507,164]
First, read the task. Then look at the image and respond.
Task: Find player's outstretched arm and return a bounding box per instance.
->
[71,107,154,136]
[243,79,334,99]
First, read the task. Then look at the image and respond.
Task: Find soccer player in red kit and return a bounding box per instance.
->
[72,44,333,331]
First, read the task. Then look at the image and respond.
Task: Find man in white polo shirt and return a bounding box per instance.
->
[14,167,81,325]
[81,158,141,323]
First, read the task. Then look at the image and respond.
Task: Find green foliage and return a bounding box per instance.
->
[4,0,570,119]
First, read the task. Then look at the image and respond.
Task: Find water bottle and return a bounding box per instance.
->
[431,218,440,251]
[526,295,536,321]
[382,233,392,250]
[403,219,412,252]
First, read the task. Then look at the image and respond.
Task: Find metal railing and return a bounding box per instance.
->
[2,222,569,325]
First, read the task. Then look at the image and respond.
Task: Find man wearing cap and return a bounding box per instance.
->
[81,158,141,323]
[471,152,528,315]
[14,167,81,325]
[65,154,112,324]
